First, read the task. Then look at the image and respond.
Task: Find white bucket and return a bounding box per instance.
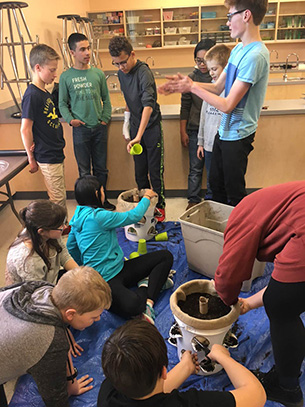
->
[170,280,240,375]
[117,188,158,242]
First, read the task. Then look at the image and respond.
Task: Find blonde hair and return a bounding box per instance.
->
[205,44,231,68]
[29,44,60,70]
[52,266,112,314]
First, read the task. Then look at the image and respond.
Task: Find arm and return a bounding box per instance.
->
[66,350,93,396]
[208,345,266,407]
[100,72,112,124]
[20,118,38,173]
[180,88,192,148]
[58,74,84,127]
[239,287,267,314]
[163,351,199,393]
[197,101,206,159]
[180,120,189,148]
[67,229,83,266]
[64,258,78,271]
[126,106,153,152]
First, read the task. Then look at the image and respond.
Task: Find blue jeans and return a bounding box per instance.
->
[187,130,204,203]
[73,124,108,190]
[204,149,213,199]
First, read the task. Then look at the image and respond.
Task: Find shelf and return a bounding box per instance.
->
[164,32,198,36]
[163,19,199,23]
[278,27,305,30]
[94,22,124,26]
[201,30,231,34]
[126,21,161,24]
[128,34,161,37]
[201,17,228,21]
[279,13,305,16]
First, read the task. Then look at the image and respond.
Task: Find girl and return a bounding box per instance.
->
[5,200,78,286]
[67,175,173,323]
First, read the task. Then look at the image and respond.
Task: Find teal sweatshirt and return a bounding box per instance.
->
[58,67,111,128]
[67,198,150,282]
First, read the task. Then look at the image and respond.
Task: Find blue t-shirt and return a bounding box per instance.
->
[219,41,269,141]
[22,84,65,163]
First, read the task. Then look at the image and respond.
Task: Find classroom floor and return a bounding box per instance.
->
[0,196,187,404]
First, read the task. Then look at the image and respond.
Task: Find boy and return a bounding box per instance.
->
[0,266,111,407]
[180,39,215,211]
[197,44,231,200]
[21,44,67,211]
[98,319,266,407]
[214,181,305,407]
[59,33,114,211]
[108,36,165,222]
[159,0,269,206]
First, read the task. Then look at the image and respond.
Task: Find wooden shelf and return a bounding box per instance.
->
[163,19,198,23]
[164,32,198,36]
[94,23,123,26]
[126,21,161,24]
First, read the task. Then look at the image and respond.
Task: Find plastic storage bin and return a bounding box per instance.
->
[179,201,265,291]
[178,26,191,34]
[127,16,140,24]
[164,40,177,46]
[201,11,217,19]
[164,26,177,34]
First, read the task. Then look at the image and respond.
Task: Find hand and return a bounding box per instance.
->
[181,350,199,375]
[207,344,230,363]
[144,189,158,199]
[127,136,141,153]
[29,143,35,153]
[70,341,84,358]
[180,130,189,148]
[29,159,38,173]
[70,119,85,127]
[197,146,204,160]
[101,121,107,125]
[123,111,131,141]
[239,297,252,315]
[158,74,193,95]
[74,374,94,395]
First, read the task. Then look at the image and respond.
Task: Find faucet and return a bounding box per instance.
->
[105,73,118,81]
[283,53,299,81]
[145,56,155,67]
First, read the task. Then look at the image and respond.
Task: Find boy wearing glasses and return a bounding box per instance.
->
[180,39,215,211]
[108,36,166,222]
[59,33,115,211]
[159,0,269,207]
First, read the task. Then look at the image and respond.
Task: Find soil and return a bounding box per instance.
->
[178,292,231,320]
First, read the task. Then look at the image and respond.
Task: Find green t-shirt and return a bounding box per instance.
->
[59,67,111,128]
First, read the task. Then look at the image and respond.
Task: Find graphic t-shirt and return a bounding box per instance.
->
[21,84,65,164]
[58,67,111,128]
[219,41,269,141]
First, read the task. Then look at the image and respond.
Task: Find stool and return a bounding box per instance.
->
[0,1,37,118]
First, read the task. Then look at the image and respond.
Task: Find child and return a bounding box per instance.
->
[67,175,173,324]
[214,181,305,407]
[98,319,266,407]
[108,36,165,222]
[0,266,112,407]
[197,44,231,200]
[180,39,215,211]
[159,0,269,206]
[21,44,67,211]
[5,200,77,285]
[59,33,114,211]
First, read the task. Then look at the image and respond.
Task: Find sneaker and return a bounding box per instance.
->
[161,277,174,292]
[255,367,304,407]
[185,202,200,211]
[103,200,116,211]
[154,207,165,222]
[138,277,149,288]
[141,303,155,325]
[62,225,71,236]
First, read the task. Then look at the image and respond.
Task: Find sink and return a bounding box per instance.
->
[112,107,125,114]
[284,77,305,81]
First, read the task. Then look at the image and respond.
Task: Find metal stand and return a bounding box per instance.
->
[0,1,38,118]
[57,13,101,69]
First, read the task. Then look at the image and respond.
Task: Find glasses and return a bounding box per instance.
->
[227,8,247,22]
[195,57,206,66]
[112,54,131,68]
[51,217,67,232]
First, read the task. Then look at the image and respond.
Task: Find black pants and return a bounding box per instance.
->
[209,132,255,206]
[130,122,165,208]
[107,250,173,318]
[0,385,8,407]
[263,278,305,389]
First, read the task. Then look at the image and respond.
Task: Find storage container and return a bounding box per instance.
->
[127,16,140,24]
[179,201,265,291]
[201,11,217,19]
[145,28,154,35]
[163,11,173,21]
[178,37,191,45]
[178,26,191,34]
[164,26,177,34]
[164,40,177,46]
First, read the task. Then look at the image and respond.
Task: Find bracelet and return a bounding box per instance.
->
[67,367,78,382]
[143,195,151,200]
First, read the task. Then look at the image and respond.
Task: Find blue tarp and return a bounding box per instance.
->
[9,221,305,407]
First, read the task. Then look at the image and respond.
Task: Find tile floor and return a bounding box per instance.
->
[0,196,188,403]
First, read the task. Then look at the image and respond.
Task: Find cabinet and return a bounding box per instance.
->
[88,1,305,51]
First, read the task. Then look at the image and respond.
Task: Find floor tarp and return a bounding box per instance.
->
[9,221,305,407]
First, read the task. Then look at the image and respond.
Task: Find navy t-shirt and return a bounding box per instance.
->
[97,378,236,407]
[22,84,65,163]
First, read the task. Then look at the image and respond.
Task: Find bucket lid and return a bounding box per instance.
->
[170,280,240,330]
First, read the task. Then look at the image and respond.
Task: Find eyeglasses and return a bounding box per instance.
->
[227,8,247,22]
[112,54,131,68]
[51,217,67,232]
[195,57,206,66]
